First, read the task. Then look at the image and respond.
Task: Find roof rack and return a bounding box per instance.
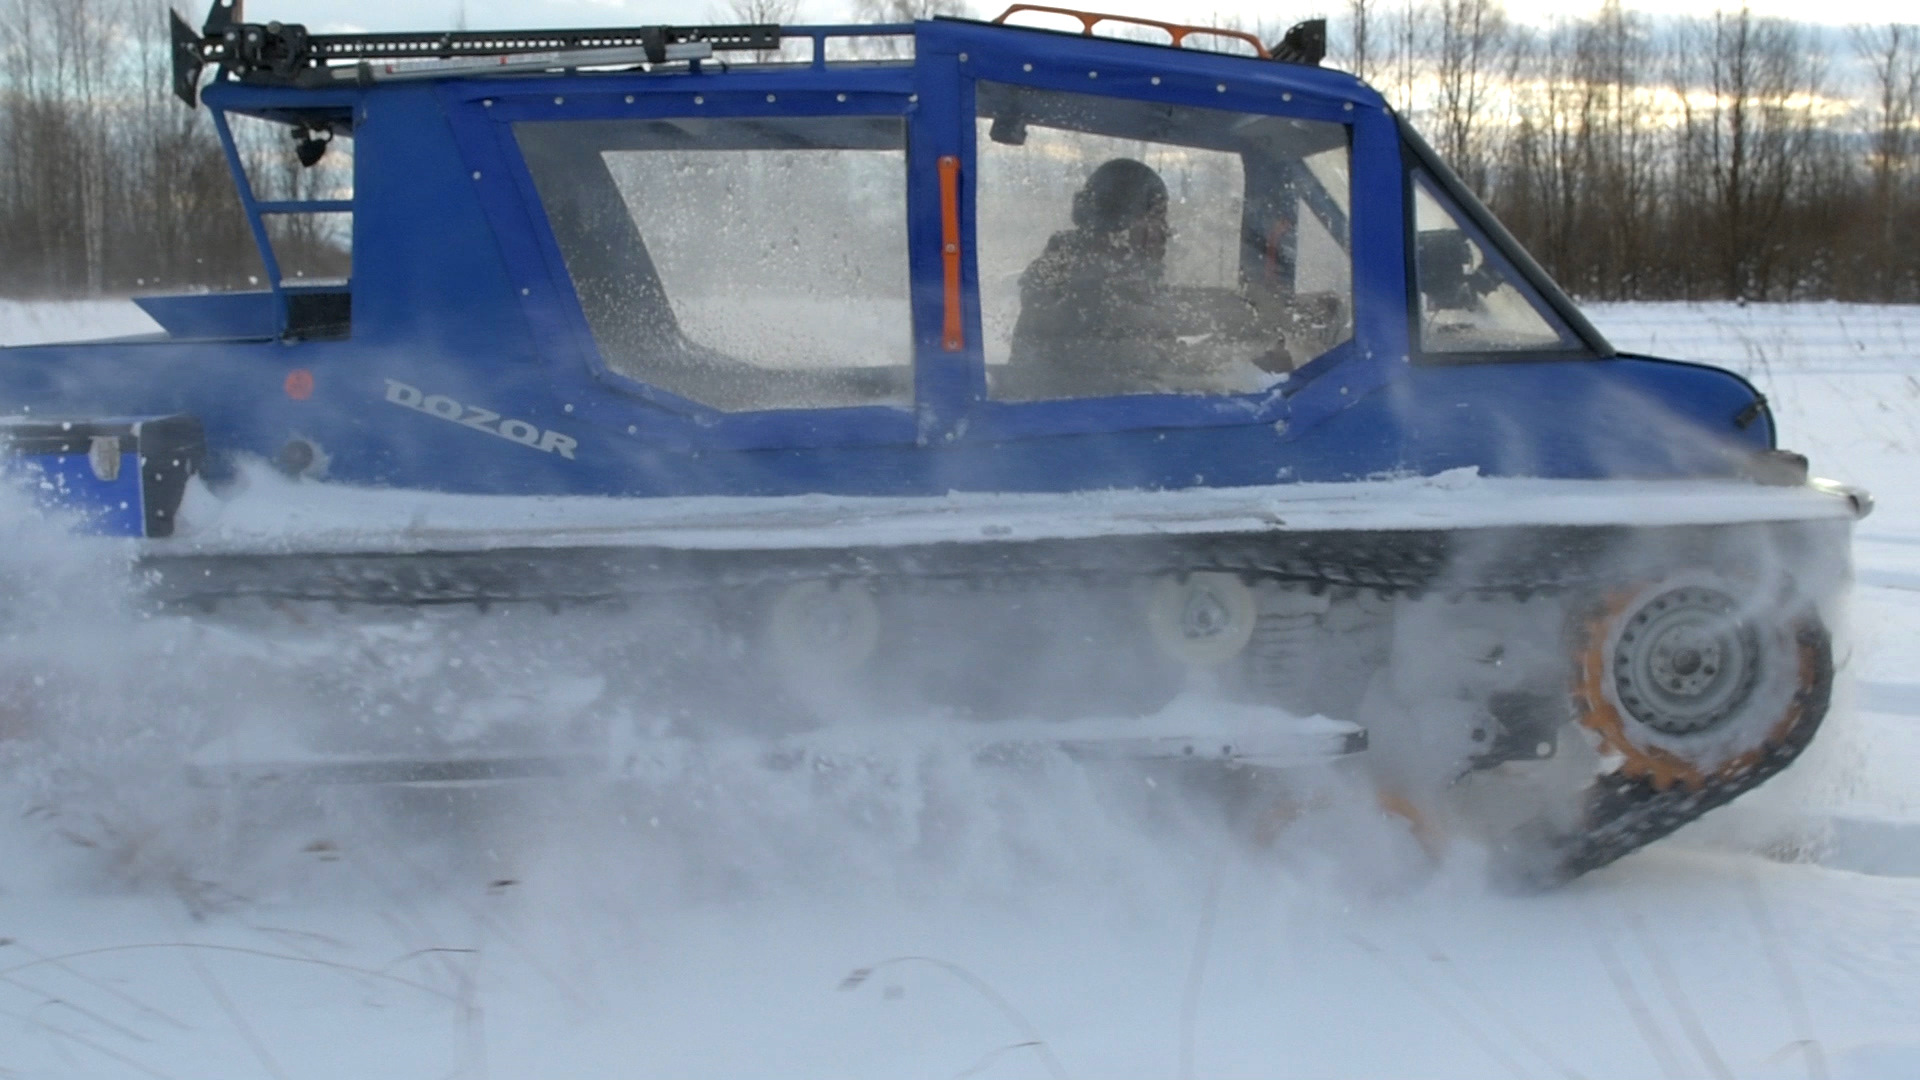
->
[991,4,1270,58]
[169,0,779,106]
[168,1,1327,109]
[988,5,1326,66]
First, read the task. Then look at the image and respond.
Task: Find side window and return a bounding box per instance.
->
[516,116,912,413]
[1412,173,1573,354]
[975,82,1352,403]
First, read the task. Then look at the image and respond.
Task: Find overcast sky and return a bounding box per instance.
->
[229,0,1914,35]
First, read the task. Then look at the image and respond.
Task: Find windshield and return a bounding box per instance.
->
[1412,172,1574,354]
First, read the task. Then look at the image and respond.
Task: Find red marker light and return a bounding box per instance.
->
[284,369,315,400]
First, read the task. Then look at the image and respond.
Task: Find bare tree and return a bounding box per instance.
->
[1576,0,1658,298]
[1431,0,1510,188]
[1670,7,1824,299]
[725,0,803,21]
[714,0,805,60]
[1388,0,1426,117]
[0,0,257,295]
[838,0,968,58]
[1853,23,1920,299]
[1344,0,1376,83]
[1497,20,1574,286]
[852,0,971,21]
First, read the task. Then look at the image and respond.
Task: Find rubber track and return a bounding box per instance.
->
[140,522,1699,607]
[135,519,1839,887]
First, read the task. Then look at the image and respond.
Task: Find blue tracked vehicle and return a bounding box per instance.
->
[0,2,1870,883]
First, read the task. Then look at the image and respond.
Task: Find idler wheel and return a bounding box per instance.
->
[1573,576,1828,791]
[765,579,881,682]
[1147,572,1256,667]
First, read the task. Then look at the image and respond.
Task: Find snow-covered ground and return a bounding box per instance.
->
[0,297,162,346]
[0,300,1918,1079]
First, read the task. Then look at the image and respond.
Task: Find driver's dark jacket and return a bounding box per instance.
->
[1008,229,1182,399]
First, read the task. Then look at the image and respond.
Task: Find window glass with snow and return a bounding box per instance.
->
[974,82,1353,402]
[1412,173,1574,354]
[515,116,911,413]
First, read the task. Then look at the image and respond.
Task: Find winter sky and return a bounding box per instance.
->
[231,0,1916,35]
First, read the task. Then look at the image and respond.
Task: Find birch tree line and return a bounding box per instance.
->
[1339,0,1920,301]
[2,0,1917,302]
[0,0,262,296]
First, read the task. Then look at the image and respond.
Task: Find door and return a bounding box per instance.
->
[918,19,1410,447]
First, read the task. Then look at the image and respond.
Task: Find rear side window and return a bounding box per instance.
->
[1412,173,1573,354]
[516,116,911,413]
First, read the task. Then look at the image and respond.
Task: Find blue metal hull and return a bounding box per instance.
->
[0,18,1776,510]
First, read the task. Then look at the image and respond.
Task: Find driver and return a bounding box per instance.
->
[1009,158,1180,399]
[1009,158,1279,399]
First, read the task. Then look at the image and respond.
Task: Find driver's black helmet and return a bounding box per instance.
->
[1071,158,1168,233]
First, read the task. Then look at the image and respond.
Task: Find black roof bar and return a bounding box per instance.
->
[171,1,780,106]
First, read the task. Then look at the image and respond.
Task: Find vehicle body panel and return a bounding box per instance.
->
[0,18,1776,505]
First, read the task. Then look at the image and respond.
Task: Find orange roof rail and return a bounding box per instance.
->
[991,4,1269,59]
